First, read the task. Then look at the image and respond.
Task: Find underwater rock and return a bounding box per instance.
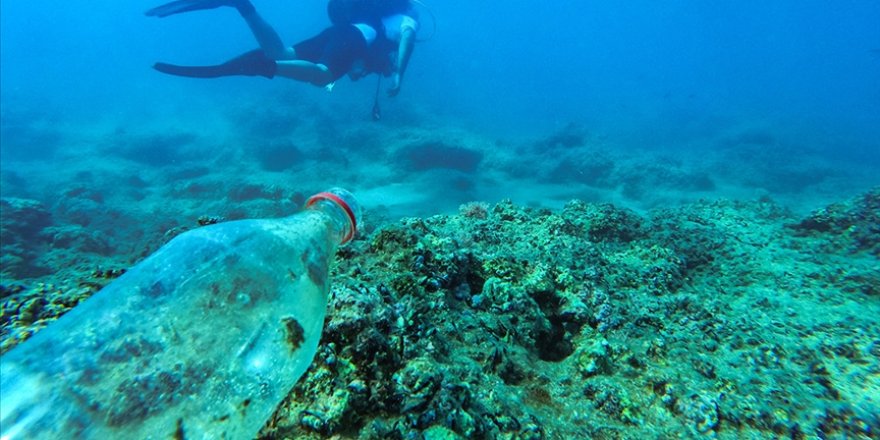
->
[617,158,716,200]
[0,198,52,238]
[531,122,587,151]
[0,283,26,300]
[789,187,880,256]
[677,394,720,434]
[458,202,490,220]
[576,337,613,377]
[196,215,226,226]
[53,192,106,228]
[397,141,483,173]
[113,131,199,166]
[716,139,835,193]
[334,126,385,156]
[64,187,105,204]
[422,425,464,440]
[168,166,211,180]
[561,200,643,243]
[0,198,53,279]
[605,245,686,296]
[253,139,304,172]
[227,183,283,202]
[393,357,443,413]
[3,189,879,439]
[647,199,759,271]
[582,380,641,425]
[44,225,113,255]
[547,149,616,186]
[241,105,301,138]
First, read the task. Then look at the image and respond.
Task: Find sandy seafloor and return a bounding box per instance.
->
[1,85,879,439]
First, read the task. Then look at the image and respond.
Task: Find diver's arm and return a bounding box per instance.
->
[388,26,415,97]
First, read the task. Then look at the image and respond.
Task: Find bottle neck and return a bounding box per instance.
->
[304,199,355,245]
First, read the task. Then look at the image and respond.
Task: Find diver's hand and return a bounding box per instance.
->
[387,73,401,97]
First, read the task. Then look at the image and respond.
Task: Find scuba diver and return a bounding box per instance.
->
[327,0,418,96]
[145,0,419,97]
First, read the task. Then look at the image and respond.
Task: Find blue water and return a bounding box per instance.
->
[1,0,879,215]
[1,3,879,436]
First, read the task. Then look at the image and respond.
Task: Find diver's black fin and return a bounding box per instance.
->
[154,62,227,78]
[153,50,276,79]
[145,0,253,18]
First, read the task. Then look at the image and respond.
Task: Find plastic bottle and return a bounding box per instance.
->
[0,188,361,440]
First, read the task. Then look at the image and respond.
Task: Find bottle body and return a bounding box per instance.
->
[0,198,354,439]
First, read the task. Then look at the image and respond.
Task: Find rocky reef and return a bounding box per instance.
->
[1,188,878,439]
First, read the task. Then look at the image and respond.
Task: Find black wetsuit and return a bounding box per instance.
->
[293,25,370,81]
[327,0,414,76]
[151,0,409,80]
[153,23,371,81]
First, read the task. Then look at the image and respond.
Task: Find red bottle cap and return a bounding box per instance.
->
[306,191,358,244]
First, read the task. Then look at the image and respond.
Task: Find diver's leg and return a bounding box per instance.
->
[274,61,333,86]
[238,6,296,60]
[145,0,250,18]
[154,51,335,86]
[155,51,333,85]
[146,0,295,60]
